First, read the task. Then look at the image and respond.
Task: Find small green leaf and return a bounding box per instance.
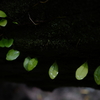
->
[0,19,7,27]
[94,66,100,85]
[23,57,31,70]
[0,38,14,48]
[6,49,20,61]
[1,38,8,46]
[49,62,59,79]
[5,39,14,48]
[75,62,88,80]
[0,39,5,47]
[27,58,38,71]
[0,38,8,47]
[13,22,18,24]
[23,57,38,71]
[0,10,7,18]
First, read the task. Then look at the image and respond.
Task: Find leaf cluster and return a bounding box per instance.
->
[0,10,7,27]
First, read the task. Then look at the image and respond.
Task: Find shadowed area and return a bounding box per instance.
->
[0,0,100,90]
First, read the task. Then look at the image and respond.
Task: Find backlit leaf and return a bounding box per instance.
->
[94,66,100,85]
[0,10,7,18]
[6,49,20,61]
[49,62,59,79]
[75,62,88,80]
[0,19,7,27]
[27,58,38,71]
[23,57,31,71]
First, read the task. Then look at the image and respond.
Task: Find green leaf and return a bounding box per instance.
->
[27,58,38,71]
[0,10,7,18]
[23,57,31,70]
[0,38,14,48]
[23,57,38,71]
[6,49,20,61]
[1,38,8,46]
[13,22,18,24]
[5,39,14,48]
[49,62,59,79]
[94,66,100,85]
[0,19,7,27]
[75,62,88,80]
[0,38,7,47]
[0,39,5,47]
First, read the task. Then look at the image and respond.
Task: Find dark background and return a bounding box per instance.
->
[0,0,100,91]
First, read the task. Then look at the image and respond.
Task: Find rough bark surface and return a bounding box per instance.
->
[0,0,100,90]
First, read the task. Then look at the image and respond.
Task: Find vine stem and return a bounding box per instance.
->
[28,13,39,25]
